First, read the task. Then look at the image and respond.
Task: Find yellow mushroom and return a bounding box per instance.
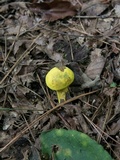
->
[45,66,74,103]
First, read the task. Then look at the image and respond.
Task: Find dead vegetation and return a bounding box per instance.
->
[0,0,120,159]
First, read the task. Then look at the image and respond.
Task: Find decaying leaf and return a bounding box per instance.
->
[0,2,27,13]
[3,111,18,130]
[81,0,109,16]
[114,4,120,17]
[101,0,110,3]
[109,119,120,135]
[37,38,64,62]
[29,0,78,21]
[96,18,114,33]
[111,43,119,54]
[103,88,117,102]
[29,145,42,160]
[0,131,10,147]
[0,0,119,159]
[85,48,106,79]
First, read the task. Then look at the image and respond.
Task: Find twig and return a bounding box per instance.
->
[0,34,40,85]
[83,114,120,145]
[76,15,120,19]
[0,89,100,153]
[83,114,120,159]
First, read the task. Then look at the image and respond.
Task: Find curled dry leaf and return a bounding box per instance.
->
[29,0,78,21]
[85,48,106,80]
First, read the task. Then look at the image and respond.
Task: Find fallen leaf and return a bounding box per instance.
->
[111,43,119,54]
[3,111,18,130]
[29,0,77,21]
[114,93,120,115]
[37,38,64,62]
[85,48,106,79]
[100,0,110,4]
[109,119,120,135]
[0,131,10,147]
[103,87,116,98]
[81,0,109,16]
[29,145,42,160]
[6,25,26,35]
[112,56,120,80]
[96,18,113,32]
[112,0,120,6]
[14,40,26,55]
[114,4,120,17]
[0,2,27,13]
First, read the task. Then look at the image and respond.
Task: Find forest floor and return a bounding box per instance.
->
[0,0,120,159]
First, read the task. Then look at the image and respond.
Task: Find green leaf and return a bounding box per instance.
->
[40,129,113,160]
[110,82,117,88]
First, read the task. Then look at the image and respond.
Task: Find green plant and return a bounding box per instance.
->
[40,129,113,160]
[110,82,117,88]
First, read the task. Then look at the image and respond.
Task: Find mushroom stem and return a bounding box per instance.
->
[56,87,68,103]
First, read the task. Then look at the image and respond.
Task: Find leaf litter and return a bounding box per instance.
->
[0,0,120,159]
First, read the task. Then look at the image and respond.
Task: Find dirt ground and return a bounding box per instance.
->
[0,0,120,159]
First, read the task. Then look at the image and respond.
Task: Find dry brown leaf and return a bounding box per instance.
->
[17,85,30,95]
[96,18,113,33]
[114,93,120,115]
[112,0,120,6]
[111,43,119,54]
[109,119,120,135]
[37,38,64,61]
[29,0,77,21]
[114,4,120,17]
[112,56,120,80]
[14,40,26,55]
[85,48,105,79]
[0,131,10,148]
[100,0,110,4]
[2,111,18,130]
[29,145,42,160]
[103,87,116,98]
[6,25,26,35]
[81,0,109,16]
[0,2,27,13]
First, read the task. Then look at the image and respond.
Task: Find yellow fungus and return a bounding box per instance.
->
[45,66,74,103]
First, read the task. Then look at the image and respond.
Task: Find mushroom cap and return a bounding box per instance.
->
[45,67,74,91]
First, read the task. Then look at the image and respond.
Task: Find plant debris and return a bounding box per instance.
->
[29,0,79,21]
[0,0,120,159]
